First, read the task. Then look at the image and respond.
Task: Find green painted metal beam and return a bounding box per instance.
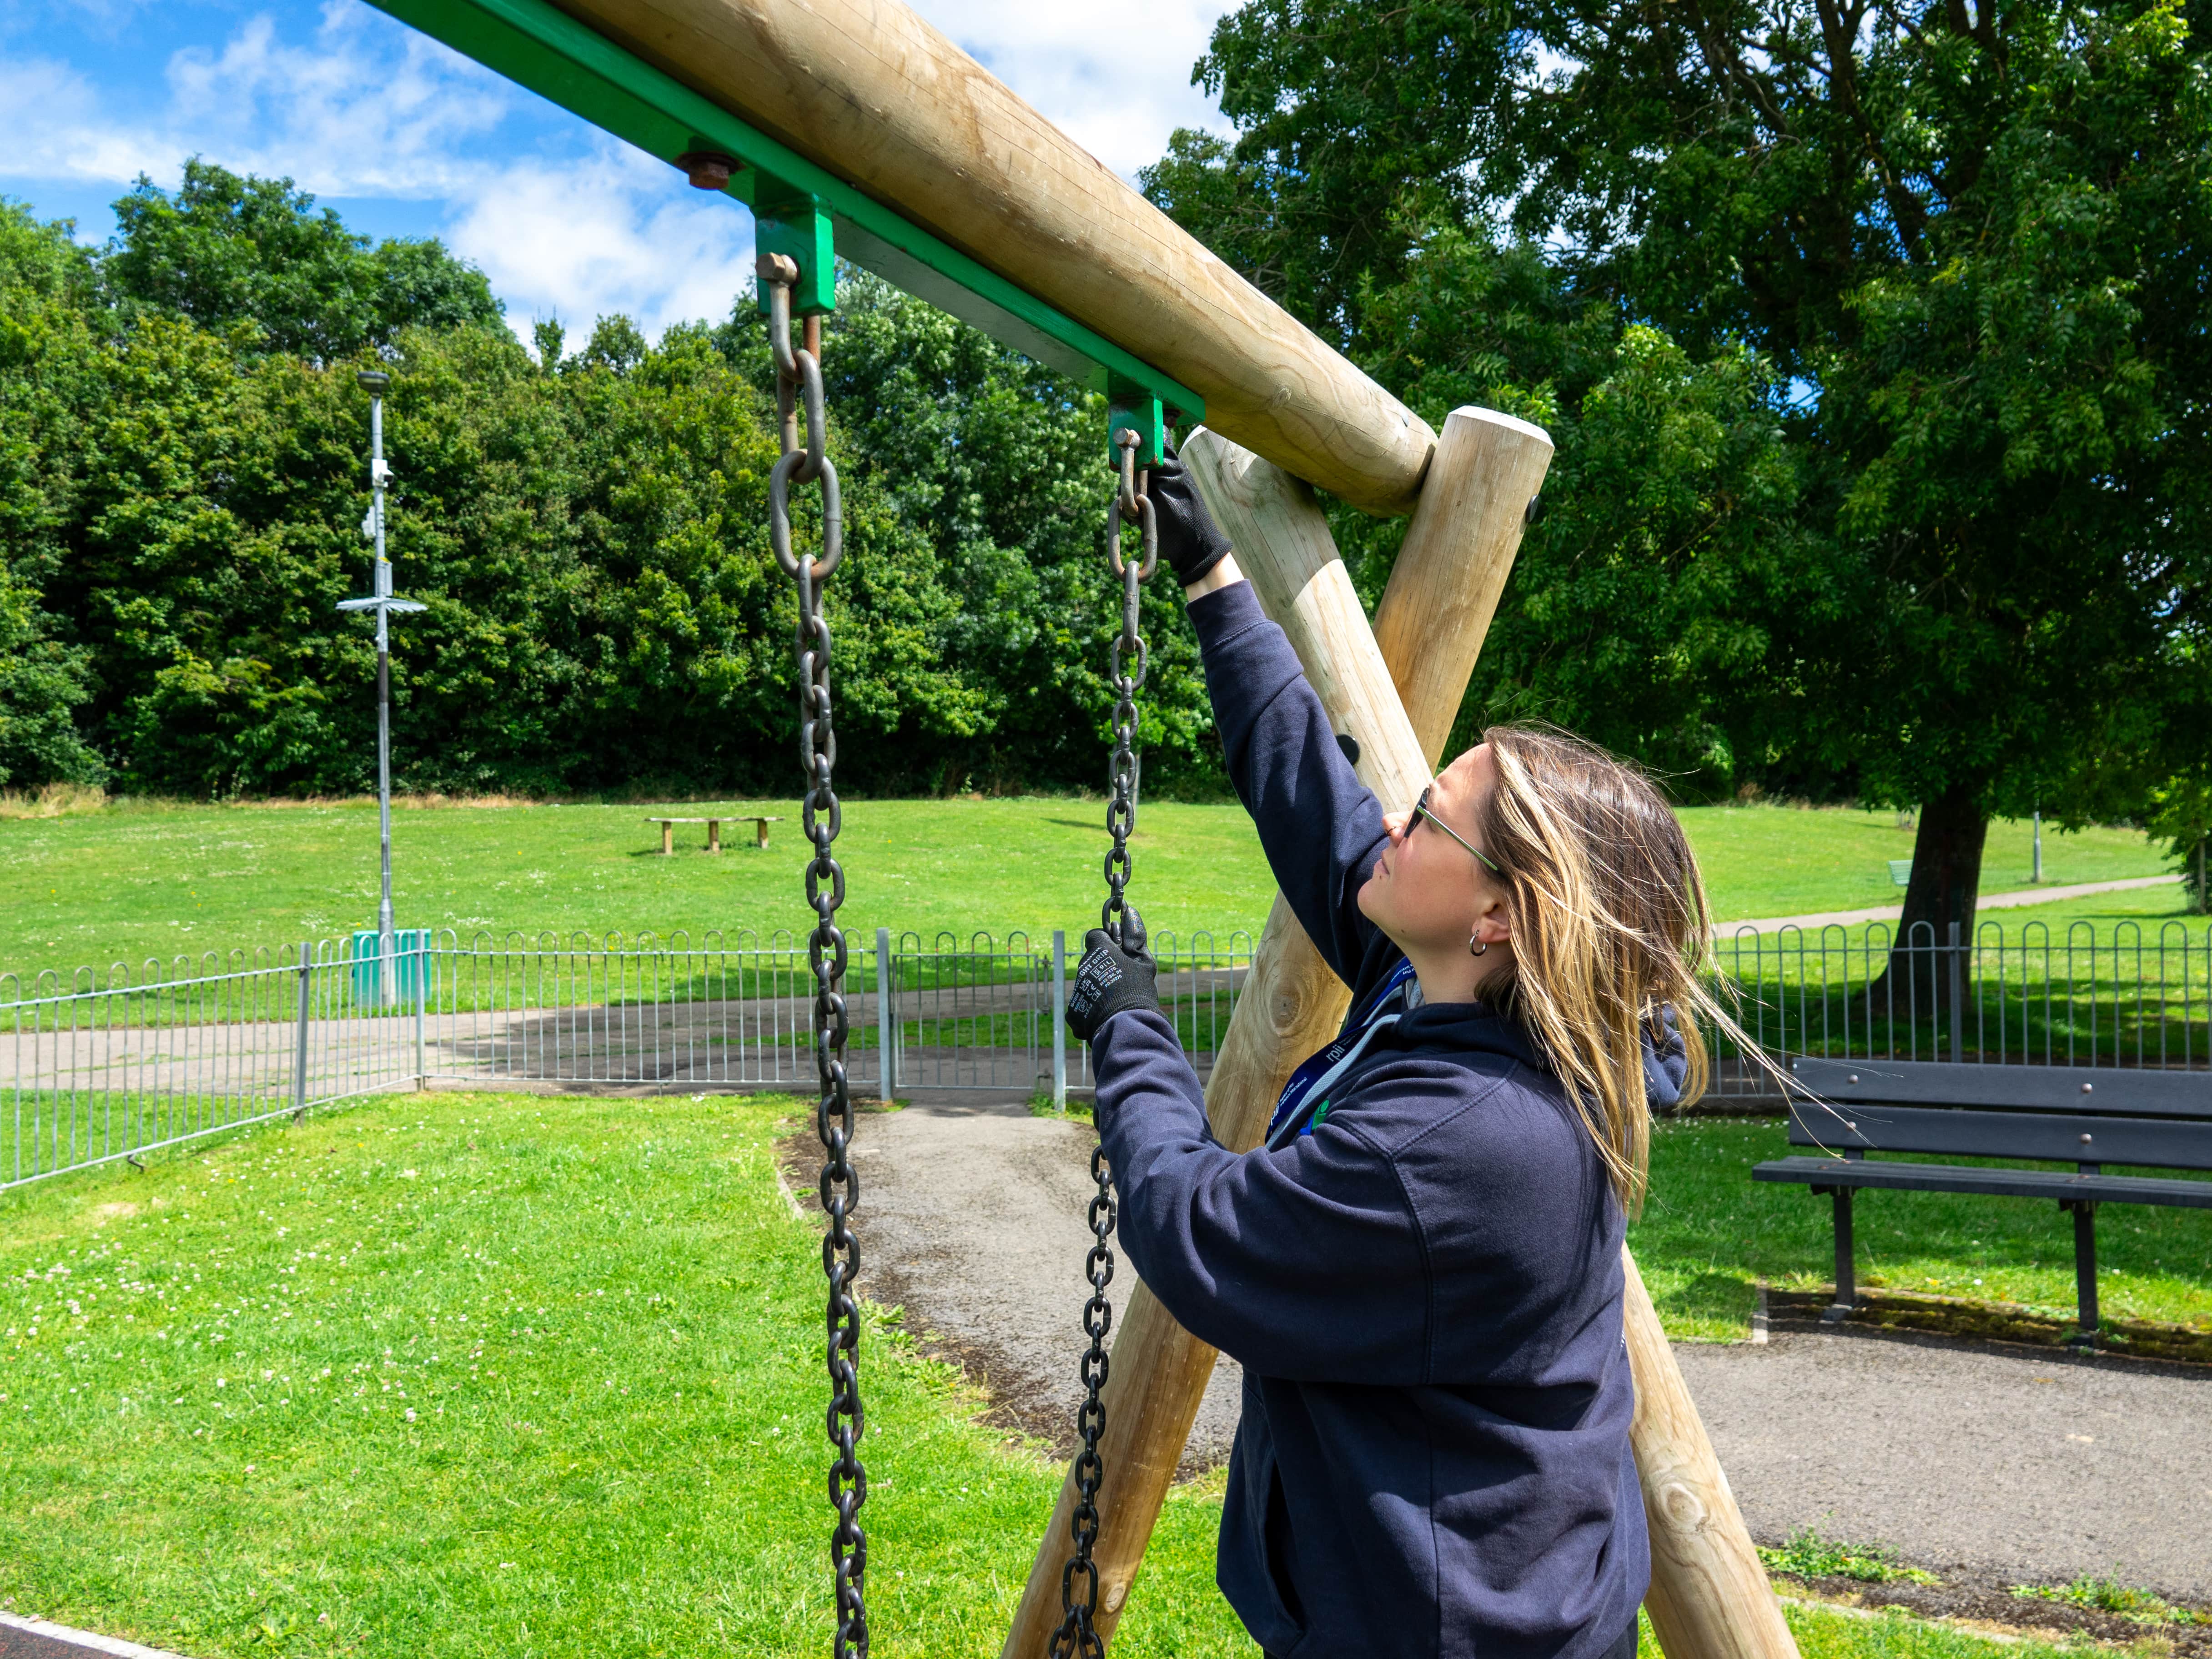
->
[365,0,1204,450]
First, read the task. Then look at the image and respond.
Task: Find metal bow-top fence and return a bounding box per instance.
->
[0,926,1257,1191]
[1704,917,2212,1097]
[7,915,2207,1185]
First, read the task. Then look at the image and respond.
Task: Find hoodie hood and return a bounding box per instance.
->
[1390,995,1689,1114]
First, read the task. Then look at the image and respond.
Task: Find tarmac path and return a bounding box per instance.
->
[805,1091,2212,1601]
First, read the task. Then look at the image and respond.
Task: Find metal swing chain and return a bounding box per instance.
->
[1051,427,1157,1659]
[760,252,867,1659]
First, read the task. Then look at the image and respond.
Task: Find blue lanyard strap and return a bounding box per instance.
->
[1264,957,1417,1144]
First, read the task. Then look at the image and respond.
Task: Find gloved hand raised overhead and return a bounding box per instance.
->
[1064,912,1161,1042]
[1148,439,1234,588]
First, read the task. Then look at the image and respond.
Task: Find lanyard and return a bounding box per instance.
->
[1263,957,1417,1148]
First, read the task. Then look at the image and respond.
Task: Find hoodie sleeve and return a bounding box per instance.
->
[1090,1006,1432,1384]
[1187,580,1389,987]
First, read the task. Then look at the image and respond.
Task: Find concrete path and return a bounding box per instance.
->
[815,1094,2212,1600]
[1717,874,2179,936]
[786,1092,1245,1473]
[1679,1323,2211,1598]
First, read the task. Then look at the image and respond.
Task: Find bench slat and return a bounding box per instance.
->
[1792,1057,2212,1118]
[1753,1155,2212,1208]
[1785,1103,2212,1171]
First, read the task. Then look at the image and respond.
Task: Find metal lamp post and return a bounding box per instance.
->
[339,370,425,1006]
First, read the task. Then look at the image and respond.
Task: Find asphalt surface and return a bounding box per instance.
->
[812,1091,2212,1600]
[785,1091,1245,1473]
[1680,1323,2212,1599]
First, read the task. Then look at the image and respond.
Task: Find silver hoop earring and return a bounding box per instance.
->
[1469,936,1489,957]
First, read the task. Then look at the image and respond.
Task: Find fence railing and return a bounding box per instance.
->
[1705,918,2212,1096]
[9,916,2205,1185]
[0,927,1255,1191]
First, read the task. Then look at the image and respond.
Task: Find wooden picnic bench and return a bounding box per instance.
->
[643,814,782,855]
[1755,1057,2212,1344]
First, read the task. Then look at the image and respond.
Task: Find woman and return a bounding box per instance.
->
[1064,448,1726,1659]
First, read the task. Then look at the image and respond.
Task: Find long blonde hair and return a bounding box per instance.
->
[1472,724,1749,1216]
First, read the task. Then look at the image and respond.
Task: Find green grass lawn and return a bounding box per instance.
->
[0,1088,2152,1659]
[0,794,2182,988]
[1630,1118,2212,1342]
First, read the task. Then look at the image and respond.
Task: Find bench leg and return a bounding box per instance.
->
[756,819,770,849]
[1821,1187,1856,1321]
[707,820,721,854]
[659,824,673,856]
[2065,1201,2099,1348]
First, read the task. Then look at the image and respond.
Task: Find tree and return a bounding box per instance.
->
[0,201,108,787]
[0,185,1227,799]
[105,159,504,362]
[1148,0,2212,985]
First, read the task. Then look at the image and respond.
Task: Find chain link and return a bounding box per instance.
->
[762,252,866,1659]
[1051,426,1156,1659]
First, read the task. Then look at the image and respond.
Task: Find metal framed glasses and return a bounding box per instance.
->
[1408,784,1503,876]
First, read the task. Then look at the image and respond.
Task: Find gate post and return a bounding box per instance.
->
[875,927,897,1102]
[1947,920,1964,1062]
[292,941,313,1121]
[415,932,429,1089]
[1051,930,1067,1111]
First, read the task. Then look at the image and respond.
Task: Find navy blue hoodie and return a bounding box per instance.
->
[1090,581,1672,1659]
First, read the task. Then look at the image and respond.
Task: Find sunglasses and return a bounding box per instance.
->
[1408,784,1504,876]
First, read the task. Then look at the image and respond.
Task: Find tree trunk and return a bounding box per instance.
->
[1871,785,1988,1014]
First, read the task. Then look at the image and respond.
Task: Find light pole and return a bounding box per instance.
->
[339,370,424,1005]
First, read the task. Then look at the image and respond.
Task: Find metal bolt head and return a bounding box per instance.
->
[676,151,738,191]
[356,370,390,394]
[2080,1081,2094,1093]
[1847,1073,1860,1085]
[2080,1132,2093,1144]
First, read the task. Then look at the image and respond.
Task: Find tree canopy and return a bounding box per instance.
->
[1145,0,2212,937]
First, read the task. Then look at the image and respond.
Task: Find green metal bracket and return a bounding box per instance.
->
[1107,382,1167,471]
[754,189,837,317]
[366,0,1202,427]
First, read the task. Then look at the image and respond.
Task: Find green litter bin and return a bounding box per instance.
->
[350,929,436,1007]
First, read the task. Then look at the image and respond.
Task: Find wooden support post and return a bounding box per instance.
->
[1001,415,1553,1656]
[1623,1252,1800,1659]
[511,0,1438,514]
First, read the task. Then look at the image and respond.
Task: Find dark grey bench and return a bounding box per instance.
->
[1753,1058,2212,1343]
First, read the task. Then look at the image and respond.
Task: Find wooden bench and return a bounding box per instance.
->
[1754,1057,2212,1343]
[643,814,782,855]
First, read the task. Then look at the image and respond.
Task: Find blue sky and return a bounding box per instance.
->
[0,0,1235,342]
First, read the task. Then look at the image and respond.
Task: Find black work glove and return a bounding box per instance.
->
[1064,911,1161,1043]
[1146,438,1234,588]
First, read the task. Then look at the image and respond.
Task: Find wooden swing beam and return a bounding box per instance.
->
[363,1,1796,1653]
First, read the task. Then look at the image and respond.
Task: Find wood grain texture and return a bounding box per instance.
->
[1622,1249,1800,1659]
[545,0,1437,514]
[1374,407,1556,765]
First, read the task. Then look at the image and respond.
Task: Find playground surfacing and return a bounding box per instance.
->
[800,1091,2212,1620]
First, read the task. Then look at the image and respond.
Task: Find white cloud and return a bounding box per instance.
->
[912,0,1232,175]
[0,1,508,196]
[444,145,756,342]
[1,0,1237,338]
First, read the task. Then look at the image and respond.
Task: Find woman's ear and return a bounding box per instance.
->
[1473,894,1513,951]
